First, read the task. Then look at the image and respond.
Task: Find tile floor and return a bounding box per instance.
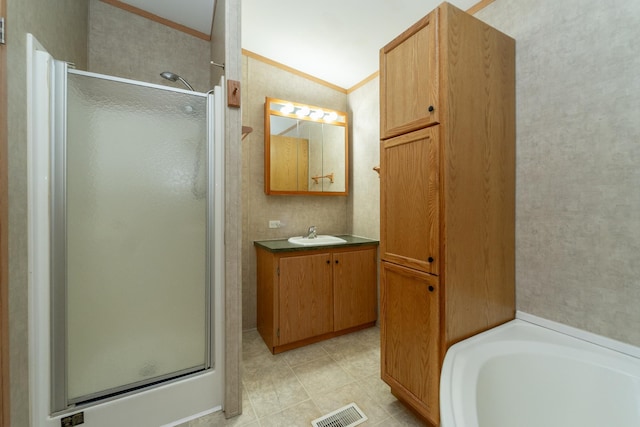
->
[183,326,427,426]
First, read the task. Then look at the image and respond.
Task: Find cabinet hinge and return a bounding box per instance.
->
[277,266,280,276]
[0,17,5,45]
[276,328,280,338]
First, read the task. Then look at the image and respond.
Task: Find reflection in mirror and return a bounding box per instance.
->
[264,97,348,195]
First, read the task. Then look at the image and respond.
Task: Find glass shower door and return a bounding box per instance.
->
[51,68,212,409]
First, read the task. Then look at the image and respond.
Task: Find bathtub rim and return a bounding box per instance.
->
[515,311,640,359]
[440,311,640,427]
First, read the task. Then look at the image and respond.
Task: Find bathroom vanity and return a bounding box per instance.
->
[254,236,378,354]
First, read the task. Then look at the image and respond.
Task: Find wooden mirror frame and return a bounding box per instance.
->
[264,97,348,196]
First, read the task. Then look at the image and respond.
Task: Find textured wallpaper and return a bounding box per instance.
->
[476,0,640,346]
[88,0,210,91]
[347,78,380,240]
[6,0,89,424]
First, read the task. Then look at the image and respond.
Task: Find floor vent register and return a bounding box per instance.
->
[311,403,368,427]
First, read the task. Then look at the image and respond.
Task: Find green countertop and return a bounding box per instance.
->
[254,235,379,253]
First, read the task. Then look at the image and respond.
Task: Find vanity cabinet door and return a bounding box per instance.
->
[278,253,333,345]
[380,261,440,425]
[380,9,439,139]
[333,247,377,331]
[380,126,439,275]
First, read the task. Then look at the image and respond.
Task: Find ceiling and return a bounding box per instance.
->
[119,0,481,89]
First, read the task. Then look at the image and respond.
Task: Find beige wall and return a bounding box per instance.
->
[476,0,640,346]
[88,0,210,91]
[211,0,244,417]
[241,55,350,329]
[347,78,380,240]
[6,0,88,424]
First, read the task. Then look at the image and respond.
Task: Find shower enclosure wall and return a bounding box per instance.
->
[28,35,224,426]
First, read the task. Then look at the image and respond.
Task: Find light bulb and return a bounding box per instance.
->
[311,109,324,120]
[280,103,294,114]
[296,106,310,117]
[325,111,338,122]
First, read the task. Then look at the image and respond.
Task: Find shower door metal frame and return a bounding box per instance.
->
[50,62,216,413]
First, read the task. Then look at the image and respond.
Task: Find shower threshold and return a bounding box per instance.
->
[67,366,208,409]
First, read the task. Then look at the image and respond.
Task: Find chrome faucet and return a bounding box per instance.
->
[306,225,317,239]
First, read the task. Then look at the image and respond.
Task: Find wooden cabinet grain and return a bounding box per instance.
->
[278,252,333,345]
[333,249,377,331]
[380,9,439,139]
[380,126,439,275]
[379,3,516,425]
[381,262,440,416]
[256,244,377,354]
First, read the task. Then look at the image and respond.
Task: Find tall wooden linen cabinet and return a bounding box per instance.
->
[379,3,516,425]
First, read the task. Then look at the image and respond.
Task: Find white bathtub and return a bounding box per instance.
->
[440,315,640,427]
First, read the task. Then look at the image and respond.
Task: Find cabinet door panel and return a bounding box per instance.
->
[380,11,439,139]
[279,253,333,345]
[380,127,439,275]
[333,248,377,331]
[380,261,440,422]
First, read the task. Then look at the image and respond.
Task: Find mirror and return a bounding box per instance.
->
[264,97,348,195]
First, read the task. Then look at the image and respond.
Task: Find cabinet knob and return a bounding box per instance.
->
[428,105,435,112]
[326,260,330,264]
[335,260,339,264]
[428,257,434,263]
[428,285,435,292]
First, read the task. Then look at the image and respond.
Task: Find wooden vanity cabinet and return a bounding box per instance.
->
[379,3,516,425]
[333,249,377,331]
[278,252,333,345]
[256,244,377,354]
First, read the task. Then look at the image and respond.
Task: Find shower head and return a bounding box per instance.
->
[160,71,195,91]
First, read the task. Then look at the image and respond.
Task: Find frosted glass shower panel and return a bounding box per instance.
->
[65,73,209,402]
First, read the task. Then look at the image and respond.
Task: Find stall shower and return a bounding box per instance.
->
[27,35,224,426]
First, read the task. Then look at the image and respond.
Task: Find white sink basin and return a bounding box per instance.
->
[288,235,347,246]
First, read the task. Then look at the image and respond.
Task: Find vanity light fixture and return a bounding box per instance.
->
[296,106,311,117]
[270,99,346,124]
[325,111,338,122]
[280,103,294,114]
[277,102,342,123]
